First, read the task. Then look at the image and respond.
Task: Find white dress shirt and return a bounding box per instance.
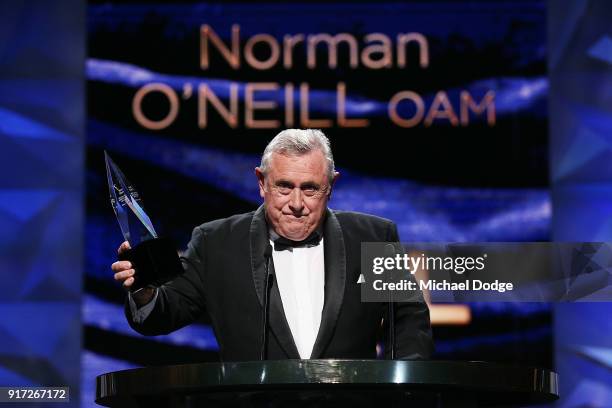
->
[271,238,325,359]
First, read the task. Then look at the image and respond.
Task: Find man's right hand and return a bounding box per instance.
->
[111,241,156,306]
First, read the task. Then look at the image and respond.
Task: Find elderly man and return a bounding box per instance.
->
[112,129,433,361]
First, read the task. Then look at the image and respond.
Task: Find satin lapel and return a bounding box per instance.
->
[249,205,268,307]
[310,209,346,358]
[249,205,300,358]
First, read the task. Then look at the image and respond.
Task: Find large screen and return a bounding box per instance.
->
[84,0,551,405]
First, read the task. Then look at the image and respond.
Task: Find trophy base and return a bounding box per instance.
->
[118,237,183,292]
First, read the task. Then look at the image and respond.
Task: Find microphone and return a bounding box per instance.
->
[384,243,396,360]
[260,243,274,360]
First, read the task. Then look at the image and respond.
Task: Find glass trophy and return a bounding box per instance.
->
[105,151,183,291]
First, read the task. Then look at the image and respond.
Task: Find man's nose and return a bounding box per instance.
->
[288,188,304,212]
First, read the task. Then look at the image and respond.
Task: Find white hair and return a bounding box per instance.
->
[259,129,336,182]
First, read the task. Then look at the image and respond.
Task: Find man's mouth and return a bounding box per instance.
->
[283,213,305,219]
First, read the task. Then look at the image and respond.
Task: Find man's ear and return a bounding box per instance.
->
[255,167,265,198]
[328,171,340,198]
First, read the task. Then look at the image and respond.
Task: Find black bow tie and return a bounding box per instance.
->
[273,231,322,252]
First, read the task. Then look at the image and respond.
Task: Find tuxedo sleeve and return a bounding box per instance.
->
[125,226,208,336]
[384,222,435,360]
[128,288,159,323]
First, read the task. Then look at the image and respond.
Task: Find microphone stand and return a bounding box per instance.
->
[386,244,396,360]
[260,244,274,360]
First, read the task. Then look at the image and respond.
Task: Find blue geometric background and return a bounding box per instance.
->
[550,1,612,406]
[0,1,83,407]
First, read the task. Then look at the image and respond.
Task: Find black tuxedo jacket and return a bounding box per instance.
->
[126,206,433,361]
